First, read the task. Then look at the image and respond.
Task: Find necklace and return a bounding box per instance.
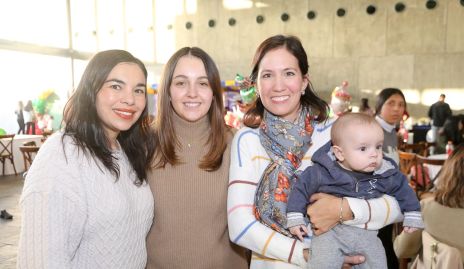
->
[177,134,193,149]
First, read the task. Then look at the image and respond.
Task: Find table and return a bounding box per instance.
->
[0,135,43,175]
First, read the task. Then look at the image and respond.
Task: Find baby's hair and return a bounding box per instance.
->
[331,113,382,146]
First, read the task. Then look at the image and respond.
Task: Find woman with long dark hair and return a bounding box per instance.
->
[17,50,156,268]
[228,35,403,268]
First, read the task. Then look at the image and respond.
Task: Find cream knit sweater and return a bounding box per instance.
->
[146,114,248,269]
[17,133,154,269]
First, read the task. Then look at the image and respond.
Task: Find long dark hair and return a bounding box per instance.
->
[62,49,156,185]
[360,98,370,111]
[375,88,406,116]
[153,47,227,171]
[243,35,329,128]
[24,100,33,112]
[443,115,464,145]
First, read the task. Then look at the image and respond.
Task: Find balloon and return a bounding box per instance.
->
[33,89,60,114]
[330,81,352,116]
[235,74,257,104]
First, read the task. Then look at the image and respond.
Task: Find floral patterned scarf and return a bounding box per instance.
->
[254,107,314,236]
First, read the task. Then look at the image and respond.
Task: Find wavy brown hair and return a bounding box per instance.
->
[62,50,156,185]
[243,35,329,128]
[153,47,227,171]
[434,144,464,208]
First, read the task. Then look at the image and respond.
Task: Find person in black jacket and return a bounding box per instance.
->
[428,94,452,153]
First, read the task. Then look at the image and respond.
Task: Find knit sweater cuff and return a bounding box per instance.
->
[287,212,306,228]
[403,211,425,229]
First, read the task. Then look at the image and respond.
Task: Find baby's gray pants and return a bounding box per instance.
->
[307,224,387,269]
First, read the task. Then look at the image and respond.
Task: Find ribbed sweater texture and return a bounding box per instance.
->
[146,114,248,269]
[17,133,154,269]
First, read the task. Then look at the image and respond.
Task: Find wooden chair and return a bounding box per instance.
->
[41,130,52,143]
[414,155,445,195]
[398,151,417,176]
[397,151,420,269]
[0,134,17,175]
[19,145,40,171]
[400,141,428,157]
[23,141,37,147]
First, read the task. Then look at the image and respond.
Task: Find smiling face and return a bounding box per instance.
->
[380,93,406,125]
[333,123,384,173]
[95,62,146,144]
[169,55,213,122]
[256,47,308,122]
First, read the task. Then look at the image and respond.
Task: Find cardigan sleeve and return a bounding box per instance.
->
[393,229,422,258]
[17,135,87,268]
[343,195,404,229]
[227,128,307,267]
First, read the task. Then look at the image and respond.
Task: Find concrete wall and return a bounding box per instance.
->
[165,0,464,118]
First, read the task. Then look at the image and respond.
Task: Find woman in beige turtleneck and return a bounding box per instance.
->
[145,47,248,269]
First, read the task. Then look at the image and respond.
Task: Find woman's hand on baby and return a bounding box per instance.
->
[289,225,308,241]
[307,193,345,235]
[342,255,366,268]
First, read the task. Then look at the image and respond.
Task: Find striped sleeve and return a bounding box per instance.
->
[343,195,404,229]
[227,128,306,268]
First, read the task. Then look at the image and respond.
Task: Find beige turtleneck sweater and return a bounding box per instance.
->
[146,114,248,269]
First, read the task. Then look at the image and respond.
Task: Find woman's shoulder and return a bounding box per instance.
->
[420,197,464,217]
[38,132,91,166]
[42,132,74,151]
[22,133,86,198]
[232,126,260,145]
[309,118,334,150]
[234,126,259,137]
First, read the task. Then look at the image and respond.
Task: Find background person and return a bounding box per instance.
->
[359,98,374,116]
[23,100,35,135]
[227,35,403,269]
[146,47,248,269]
[15,101,25,134]
[374,87,407,269]
[428,93,452,153]
[443,114,464,147]
[394,144,464,266]
[17,50,156,268]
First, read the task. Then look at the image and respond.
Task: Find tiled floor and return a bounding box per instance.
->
[0,174,23,269]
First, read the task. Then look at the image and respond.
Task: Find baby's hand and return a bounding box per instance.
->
[403,226,419,233]
[289,225,308,241]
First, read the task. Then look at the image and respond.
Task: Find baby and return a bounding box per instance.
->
[287,113,424,269]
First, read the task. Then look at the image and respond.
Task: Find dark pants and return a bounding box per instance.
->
[26,122,35,135]
[17,120,25,134]
[378,224,399,269]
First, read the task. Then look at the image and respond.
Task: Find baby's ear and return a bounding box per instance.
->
[332,145,344,161]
